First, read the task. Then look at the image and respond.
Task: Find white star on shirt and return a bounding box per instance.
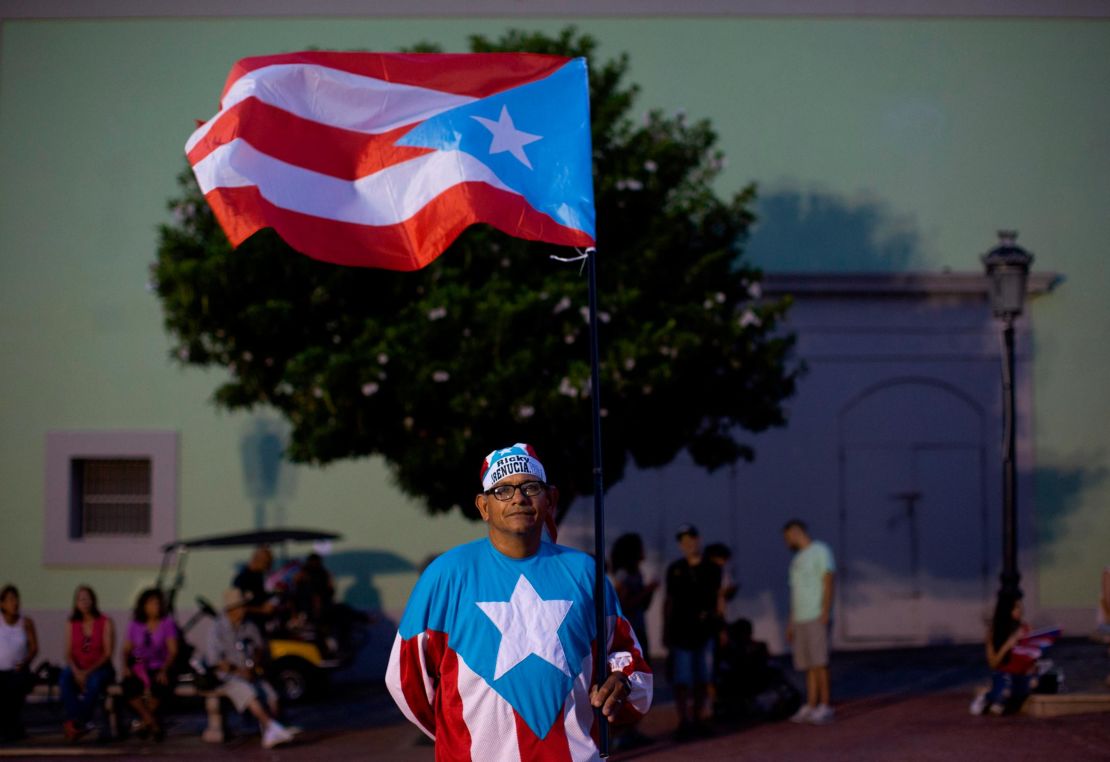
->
[476,574,573,680]
[471,106,543,169]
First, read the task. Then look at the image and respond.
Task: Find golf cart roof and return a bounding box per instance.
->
[161,528,341,552]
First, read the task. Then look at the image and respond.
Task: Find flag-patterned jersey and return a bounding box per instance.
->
[386,538,652,761]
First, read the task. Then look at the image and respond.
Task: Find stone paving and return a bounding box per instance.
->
[2,638,1107,760]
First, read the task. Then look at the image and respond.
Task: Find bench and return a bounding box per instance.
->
[26,682,59,704]
[28,680,228,742]
[103,683,229,742]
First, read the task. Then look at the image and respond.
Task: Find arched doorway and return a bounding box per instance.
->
[838,378,989,644]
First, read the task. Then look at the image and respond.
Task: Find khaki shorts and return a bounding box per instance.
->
[792,618,829,671]
[222,675,279,713]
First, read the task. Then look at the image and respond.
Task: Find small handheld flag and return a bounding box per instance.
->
[186,52,596,270]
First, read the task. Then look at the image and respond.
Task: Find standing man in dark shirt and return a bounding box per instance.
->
[233,546,275,628]
[663,524,721,739]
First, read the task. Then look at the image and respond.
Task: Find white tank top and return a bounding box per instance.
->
[0,616,28,670]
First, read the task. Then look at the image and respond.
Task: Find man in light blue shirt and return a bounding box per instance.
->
[784,519,836,724]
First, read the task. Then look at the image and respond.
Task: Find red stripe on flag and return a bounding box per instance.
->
[187,97,431,179]
[397,634,437,735]
[514,708,572,762]
[204,183,594,271]
[434,642,474,762]
[223,52,571,100]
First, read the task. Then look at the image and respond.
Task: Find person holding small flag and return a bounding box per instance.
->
[386,444,652,761]
[971,590,1061,716]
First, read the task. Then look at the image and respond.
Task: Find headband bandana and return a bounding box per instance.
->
[480,443,546,491]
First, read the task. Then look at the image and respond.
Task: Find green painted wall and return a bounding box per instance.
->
[1,16,1107,614]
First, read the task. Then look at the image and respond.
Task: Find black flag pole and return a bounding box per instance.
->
[552,245,610,756]
[585,246,610,757]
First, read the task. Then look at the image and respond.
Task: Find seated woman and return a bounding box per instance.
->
[0,585,39,742]
[60,585,115,741]
[120,589,177,741]
[971,590,1036,715]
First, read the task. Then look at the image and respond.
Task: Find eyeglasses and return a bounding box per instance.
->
[486,481,547,502]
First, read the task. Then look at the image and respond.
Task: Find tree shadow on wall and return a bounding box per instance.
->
[1034,461,1109,565]
[745,189,924,272]
[240,416,298,530]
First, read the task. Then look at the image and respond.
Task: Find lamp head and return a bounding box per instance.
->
[981,230,1034,318]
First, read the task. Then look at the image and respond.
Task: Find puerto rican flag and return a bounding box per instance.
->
[386,539,652,761]
[185,52,596,270]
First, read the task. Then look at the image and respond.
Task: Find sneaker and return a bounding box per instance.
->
[808,704,834,724]
[789,705,814,723]
[262,720,294,749]
[969,692,988,716]
[63,720,92,742]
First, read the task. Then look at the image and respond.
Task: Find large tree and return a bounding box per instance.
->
[154,27,800,520]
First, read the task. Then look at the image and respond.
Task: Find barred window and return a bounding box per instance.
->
[45,431,177,567]
[73,459,152,537]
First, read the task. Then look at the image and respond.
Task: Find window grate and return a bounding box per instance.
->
[77,459,151,536]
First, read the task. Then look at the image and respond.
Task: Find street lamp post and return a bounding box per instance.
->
[981,231,1034,599]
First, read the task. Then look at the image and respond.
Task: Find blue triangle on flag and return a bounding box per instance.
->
[397,59,595,238]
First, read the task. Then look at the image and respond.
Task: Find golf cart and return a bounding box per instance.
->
[156,528,369,702]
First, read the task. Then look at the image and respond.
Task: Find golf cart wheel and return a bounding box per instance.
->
[273,657,318,703]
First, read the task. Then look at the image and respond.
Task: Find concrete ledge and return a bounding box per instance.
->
[1023,693,1110,717]
[28,681,228,742]
[26,684,58,704]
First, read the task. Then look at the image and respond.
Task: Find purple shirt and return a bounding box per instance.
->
[127,617,177,673]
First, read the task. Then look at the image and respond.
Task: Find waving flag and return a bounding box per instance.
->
[185,52,596,270]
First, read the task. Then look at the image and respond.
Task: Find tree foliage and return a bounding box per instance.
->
[154,27,800,520]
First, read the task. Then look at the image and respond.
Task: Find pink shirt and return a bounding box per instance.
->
[69,616,109,671]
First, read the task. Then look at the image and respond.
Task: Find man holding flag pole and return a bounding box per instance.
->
[186,49,651,759]
[386,444,651,759]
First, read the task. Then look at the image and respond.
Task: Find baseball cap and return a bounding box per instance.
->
[222,588,249,611]
[675,523,699,541]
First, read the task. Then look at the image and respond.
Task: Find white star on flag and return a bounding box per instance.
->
[472,106,543,169]
[476,575,573,680]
